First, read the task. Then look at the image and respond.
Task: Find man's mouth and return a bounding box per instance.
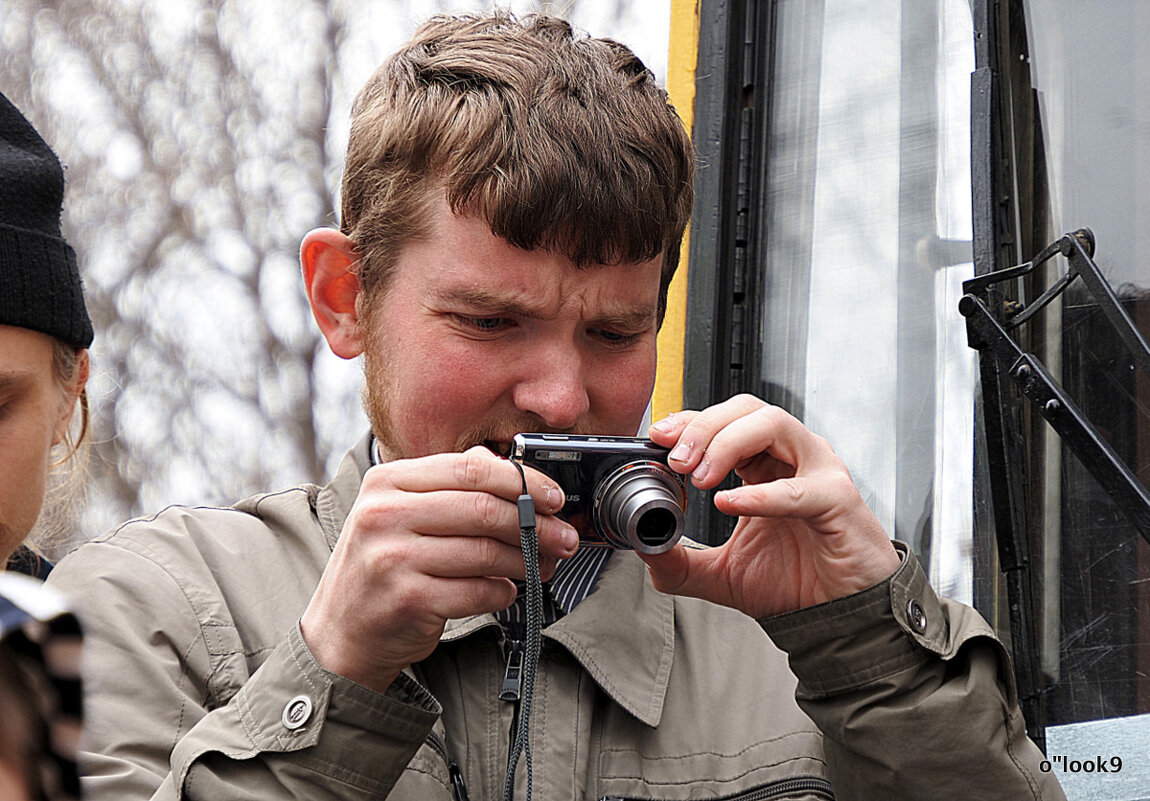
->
[483,439,514,457]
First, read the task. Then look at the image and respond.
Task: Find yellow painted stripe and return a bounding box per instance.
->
[653,0,699,422]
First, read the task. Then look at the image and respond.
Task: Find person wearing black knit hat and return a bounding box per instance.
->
[0,90,92,570]
[0,91,90,801]
[0,92,93,351]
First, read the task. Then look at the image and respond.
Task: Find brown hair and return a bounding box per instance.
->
[340,12,694,323]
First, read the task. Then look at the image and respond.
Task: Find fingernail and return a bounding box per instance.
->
[669,441,692,462]
[692,455,710,482]
[544,484,560,511]
[721,487,740,504]
[651,416,675,432]
[561,526,579,552]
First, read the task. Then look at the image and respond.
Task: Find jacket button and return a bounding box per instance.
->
[282,695,313,730]
[907,599,928,633]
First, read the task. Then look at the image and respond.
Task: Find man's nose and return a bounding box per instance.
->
[511,345,591,430]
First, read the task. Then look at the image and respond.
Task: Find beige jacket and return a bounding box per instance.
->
[49,435,1065,800]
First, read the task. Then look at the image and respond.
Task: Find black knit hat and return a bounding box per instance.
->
[0,92,93,349]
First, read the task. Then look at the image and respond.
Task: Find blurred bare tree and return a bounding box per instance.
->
[0,0,669,554]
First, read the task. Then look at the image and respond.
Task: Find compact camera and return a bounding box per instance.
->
[512,433,686,554]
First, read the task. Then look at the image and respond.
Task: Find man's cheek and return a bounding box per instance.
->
[433,361,498,404]
[600,361,656,414]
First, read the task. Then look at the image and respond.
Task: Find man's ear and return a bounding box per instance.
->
[301,228,364,359]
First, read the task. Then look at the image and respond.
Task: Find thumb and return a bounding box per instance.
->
[639,546,703,598]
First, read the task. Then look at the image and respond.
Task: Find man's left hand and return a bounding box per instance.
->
[641,394,900,620]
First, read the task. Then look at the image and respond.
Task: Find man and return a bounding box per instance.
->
[48,13,1064,801]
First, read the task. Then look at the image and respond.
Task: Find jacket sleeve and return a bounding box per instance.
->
[47,539,440,800]
[760,542,1066,801]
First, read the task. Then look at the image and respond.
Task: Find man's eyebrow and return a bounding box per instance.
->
[587,307,659,331]
[433,287,542,318]
[433,287,656,329]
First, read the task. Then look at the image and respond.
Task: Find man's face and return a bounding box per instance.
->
[360,202,662,461]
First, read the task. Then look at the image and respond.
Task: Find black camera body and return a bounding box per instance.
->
[512,433,686,554]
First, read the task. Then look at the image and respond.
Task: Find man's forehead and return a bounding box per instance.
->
[427,195,664,276]
[431,282,658,327]
[390,197,664,319]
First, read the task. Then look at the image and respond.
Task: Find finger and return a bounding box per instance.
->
[652,395,768,477]
[422,575,521,620]
[381,489,576,557]
[410,535,561,582]
[675,398,837,490]
[517,461,570,515]
[647,409,699,445]
[638,545,725,605]
[713,472,862,530]
[367,447,567,514]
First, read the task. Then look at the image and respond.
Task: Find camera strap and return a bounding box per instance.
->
[503,457,543,801]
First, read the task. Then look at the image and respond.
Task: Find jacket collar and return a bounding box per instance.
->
[541,551,675,726]
[314,433,374,551]
[437,554,675,728]
[315,433,676,727]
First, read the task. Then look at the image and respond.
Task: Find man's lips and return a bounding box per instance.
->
[483,439,514,457]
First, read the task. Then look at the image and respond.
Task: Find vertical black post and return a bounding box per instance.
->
[970,0,1047,750]
[684,0,775,545]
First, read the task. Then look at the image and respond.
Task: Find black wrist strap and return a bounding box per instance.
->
[503,458,542,801]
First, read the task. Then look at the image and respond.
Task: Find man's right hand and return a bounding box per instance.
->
[299,445,576,693]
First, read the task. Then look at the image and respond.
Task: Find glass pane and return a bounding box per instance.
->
[761,0,976,600]
[1021,0,1150,727]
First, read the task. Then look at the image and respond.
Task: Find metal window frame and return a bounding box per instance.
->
[683,0,776,545]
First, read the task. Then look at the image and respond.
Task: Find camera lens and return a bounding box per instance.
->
[593,463,685,554]
[636,507,678,546]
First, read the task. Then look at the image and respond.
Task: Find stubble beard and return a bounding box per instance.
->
[360,328,403,461]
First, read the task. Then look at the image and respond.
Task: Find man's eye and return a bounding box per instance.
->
[593,329,640,346]
[457,316,508,332]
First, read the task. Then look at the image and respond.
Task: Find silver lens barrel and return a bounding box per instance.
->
[593,463,685,554]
